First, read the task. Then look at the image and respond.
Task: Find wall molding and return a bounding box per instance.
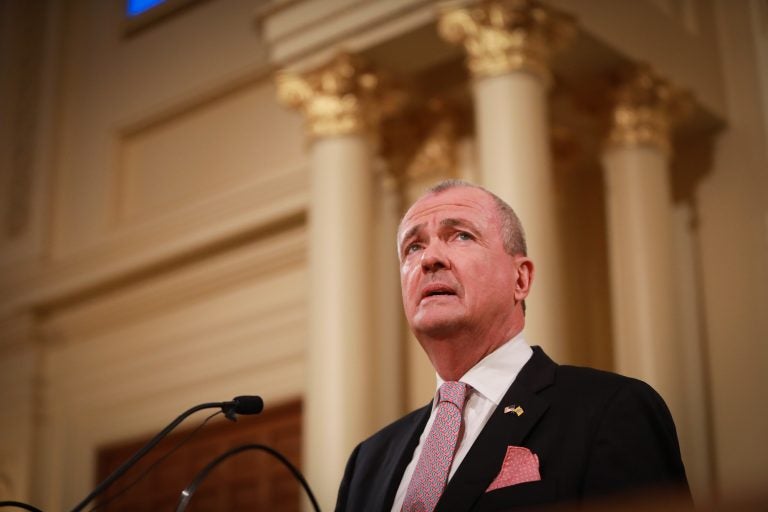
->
[0,166,308,319]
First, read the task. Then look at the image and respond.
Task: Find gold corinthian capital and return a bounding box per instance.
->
[276,52,388,140]
[607,64,692,154]
[437,0,576,84]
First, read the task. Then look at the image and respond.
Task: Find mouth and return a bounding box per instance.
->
[420,284,458,302]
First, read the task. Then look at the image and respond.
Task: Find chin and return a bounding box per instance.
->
[412,315,465,339]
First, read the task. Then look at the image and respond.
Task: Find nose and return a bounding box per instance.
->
[420,241,449,273]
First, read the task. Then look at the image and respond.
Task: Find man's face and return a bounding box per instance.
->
[398,187,525,341]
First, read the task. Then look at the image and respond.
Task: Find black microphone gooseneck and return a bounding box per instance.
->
[69,396,263,512]
[175,443,321,512]
[0,501,45,512]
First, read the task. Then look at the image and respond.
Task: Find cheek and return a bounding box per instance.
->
[485,269,518,298]
[400,260,416,281]
[400,266,414,292]
[400,264,421,302]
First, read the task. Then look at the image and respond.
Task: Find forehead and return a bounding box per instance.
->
[399,187,497,235]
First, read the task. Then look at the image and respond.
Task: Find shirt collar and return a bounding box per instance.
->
[434,332,533,407]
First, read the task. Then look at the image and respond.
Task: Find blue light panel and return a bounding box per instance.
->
[127,0,166,17]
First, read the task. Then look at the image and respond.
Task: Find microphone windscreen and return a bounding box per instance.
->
[232,395,264,415]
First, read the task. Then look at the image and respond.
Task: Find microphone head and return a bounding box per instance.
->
[232,395,264,415]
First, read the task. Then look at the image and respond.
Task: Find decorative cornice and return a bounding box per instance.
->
[276,52,396,140]
[405,103,460,182]
[380,98,464,189]
[437,0,576,84]
[607,64,693,154]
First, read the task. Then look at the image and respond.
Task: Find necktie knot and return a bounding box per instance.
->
[439,381,468,410]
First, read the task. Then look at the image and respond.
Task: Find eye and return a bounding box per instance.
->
[455,231,474,241]
[404,242,422,255]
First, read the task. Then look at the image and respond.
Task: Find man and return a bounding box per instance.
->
[335,180,689,511]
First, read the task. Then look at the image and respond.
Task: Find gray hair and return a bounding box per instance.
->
[427,179,527,257]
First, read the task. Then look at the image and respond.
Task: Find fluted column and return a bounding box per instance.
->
[438,0,576,360]
[276,53,384,509]
[602,64,716,502]
[601,64,690,411]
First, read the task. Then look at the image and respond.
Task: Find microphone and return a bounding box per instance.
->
[69,396,263,512]
[221,395,264,418]
[175,444,321,512]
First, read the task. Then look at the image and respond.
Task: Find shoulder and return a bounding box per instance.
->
[523,349,679,440]
[544,363,688,494]
[525,346,659,400]
[556,364,661,397]
[341,402,430,474]
[554,364,670,412]
[547,363,675,428]
[336,404,431,510]
[555,364,684,472]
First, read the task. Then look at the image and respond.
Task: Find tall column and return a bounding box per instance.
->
[602,65,716,502]
[438,0,576,360]
[276,53,384,509]
[601,64,691,415]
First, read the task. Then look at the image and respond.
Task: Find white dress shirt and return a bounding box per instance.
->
[391,333,533,511]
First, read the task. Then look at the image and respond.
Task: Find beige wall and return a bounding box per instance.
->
[1,0,766,509]
[697,0,768,498]
[1,0,310,509]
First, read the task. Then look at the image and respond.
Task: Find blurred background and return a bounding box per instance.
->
[0,0,766,510]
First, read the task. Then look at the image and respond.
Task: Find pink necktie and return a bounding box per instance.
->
[402,381,469,512]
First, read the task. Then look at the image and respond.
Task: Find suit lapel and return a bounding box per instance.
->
[435,347,557,512]
[374,404,432,512]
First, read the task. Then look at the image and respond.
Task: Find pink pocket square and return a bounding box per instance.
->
[486,446,541,492]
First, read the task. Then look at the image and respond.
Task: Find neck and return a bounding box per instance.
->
[417,322,524,381]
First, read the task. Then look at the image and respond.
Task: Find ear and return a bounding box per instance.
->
[513,256,534,301]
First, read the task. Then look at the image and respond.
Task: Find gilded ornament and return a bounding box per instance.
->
[406,113,459,180]
[275,52,385,140]
[607,65,693,154]
[380,97,464,189]
[438,0,576,84]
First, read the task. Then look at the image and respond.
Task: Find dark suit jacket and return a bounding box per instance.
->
[335,347,689,511]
